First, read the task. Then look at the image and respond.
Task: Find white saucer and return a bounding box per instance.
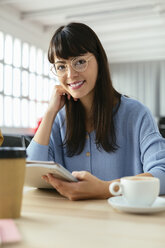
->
[108,196,165,213]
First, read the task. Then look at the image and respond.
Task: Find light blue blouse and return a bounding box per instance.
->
[27,96,165,194]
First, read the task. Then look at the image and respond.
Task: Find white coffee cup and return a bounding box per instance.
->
[109,176,160,207]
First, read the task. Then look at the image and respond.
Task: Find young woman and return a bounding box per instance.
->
[27,22,165,200]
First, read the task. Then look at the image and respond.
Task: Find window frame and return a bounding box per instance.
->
[0,30,57,135]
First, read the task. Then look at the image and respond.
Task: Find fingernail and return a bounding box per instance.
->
[41,176,45,180]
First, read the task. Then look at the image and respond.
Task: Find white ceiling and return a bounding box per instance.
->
[0,0,165,63]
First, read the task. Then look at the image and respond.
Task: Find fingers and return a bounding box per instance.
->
[63,93,78,101]
[42,174,76,195]
[42,175,49,182]
[42,174,66,197]
[42,174,82,200]
[72,171,90,180]
[62,92,71,100]
[55,85,70,99]
[55,85,78,102]
[42,174,64,190]
[42,172,99,201]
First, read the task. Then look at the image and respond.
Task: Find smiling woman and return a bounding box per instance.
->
[53,53,98,102]
[47,23,119,153]
[27,22,165,201]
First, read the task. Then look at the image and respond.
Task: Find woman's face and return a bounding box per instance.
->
[54,52,98,100]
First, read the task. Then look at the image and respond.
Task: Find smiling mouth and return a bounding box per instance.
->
[68,80,85,89]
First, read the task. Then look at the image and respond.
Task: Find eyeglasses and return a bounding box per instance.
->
[50,55,93,77]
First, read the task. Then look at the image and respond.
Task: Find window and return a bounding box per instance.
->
[0,31,57,133]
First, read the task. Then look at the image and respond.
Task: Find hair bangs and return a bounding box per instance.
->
[48,23,99,63]
[54,28,88,60]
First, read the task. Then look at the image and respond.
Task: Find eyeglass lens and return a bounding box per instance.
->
[53,56,90,77]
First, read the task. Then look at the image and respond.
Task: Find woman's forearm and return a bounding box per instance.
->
[33,110,57,145]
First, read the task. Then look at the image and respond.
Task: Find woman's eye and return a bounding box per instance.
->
[76,59,86,65]
[56,65,66,71]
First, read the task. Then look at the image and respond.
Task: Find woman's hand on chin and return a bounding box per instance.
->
[42,171,111,201]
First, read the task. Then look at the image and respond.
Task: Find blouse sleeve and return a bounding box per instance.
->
[140,111,165,195]
[26,116,65,166]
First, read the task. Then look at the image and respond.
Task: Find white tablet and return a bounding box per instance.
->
[25,160,78,189]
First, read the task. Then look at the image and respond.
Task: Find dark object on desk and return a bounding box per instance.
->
[0,147,26,158]
[1,135,32,148]
[159,117,165,138]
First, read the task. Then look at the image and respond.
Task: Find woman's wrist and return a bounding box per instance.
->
[99,181,112,199]
[101,179,121,199]
[45,108,58,121]
[33,110,56,145]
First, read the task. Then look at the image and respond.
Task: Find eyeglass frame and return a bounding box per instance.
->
[50,55,94,77]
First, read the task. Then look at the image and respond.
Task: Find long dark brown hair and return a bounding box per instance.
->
[48,22,121,156]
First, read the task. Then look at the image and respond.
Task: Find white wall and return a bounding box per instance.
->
[0,5,52,51]
[110,60,165,119]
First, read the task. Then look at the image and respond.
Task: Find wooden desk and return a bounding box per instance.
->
[6,188,165,248]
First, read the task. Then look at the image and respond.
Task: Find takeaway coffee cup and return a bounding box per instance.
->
[0,147,26,218]
[109,176,160,207]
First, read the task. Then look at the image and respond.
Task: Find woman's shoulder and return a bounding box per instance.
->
[119,95,158,130]
[120,95,150,115]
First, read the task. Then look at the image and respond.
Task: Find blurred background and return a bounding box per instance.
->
[0,0,165,139]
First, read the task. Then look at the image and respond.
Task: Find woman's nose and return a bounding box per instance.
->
[67,65,78,78]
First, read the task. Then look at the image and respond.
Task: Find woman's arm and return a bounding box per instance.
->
[27,85,73,161]
[33,110,56,145]
[34,85,70,145]
[139,112,165,195]
[41,171,154,201]
[42,171,112,200]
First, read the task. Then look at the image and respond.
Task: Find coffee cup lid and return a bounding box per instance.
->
[0,147,26,158]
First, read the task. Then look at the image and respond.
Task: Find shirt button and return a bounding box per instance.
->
[86,152,90,157]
